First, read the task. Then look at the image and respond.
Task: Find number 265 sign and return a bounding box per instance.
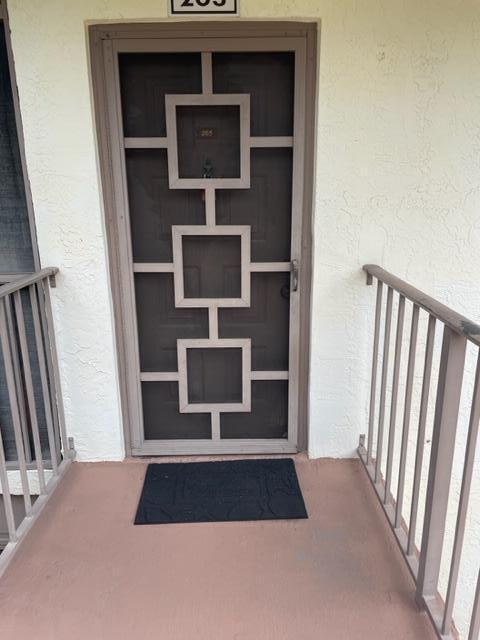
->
[170,0,239,14]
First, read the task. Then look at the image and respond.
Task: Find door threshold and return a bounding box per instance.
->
[131,439,298,457]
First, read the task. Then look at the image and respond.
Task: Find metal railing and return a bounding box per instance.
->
[0,268,74,576]
[359,264,480,640]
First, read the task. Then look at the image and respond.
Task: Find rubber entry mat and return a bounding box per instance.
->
[134,458,308,524]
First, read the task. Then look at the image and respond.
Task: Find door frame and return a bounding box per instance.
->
[89,21,317,456]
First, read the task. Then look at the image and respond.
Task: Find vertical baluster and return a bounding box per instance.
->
[0,422,17,542]
[0,298,31,515]
[395,304,419,526]
[29,285,58,475]
[384,294,405,503]
[36,281,61,459]
[469,570,480,640]
[442,349,480,634]
[367,280,383,464]
[408,314,436,555]
[4,296,31,461]
[13,290,47,494]
[417,326,466,604]
[42,280,69,458]
[375,286,393,483]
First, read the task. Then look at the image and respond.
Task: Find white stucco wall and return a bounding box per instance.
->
[5,2,480,633]
[6,0,480,459]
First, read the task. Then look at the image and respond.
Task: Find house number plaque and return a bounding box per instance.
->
[196,127,216,139]
[169,0,238,15]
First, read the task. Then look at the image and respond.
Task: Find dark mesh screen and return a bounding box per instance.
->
[119,52,202,137]
[177,105,241,179]
[213,52,294,137]
[187,347,242,404]
[183,235,241,299]
[220,273,290,371]
[135,273,209,372]
[121,50,296,445]
[221,381,288,439]
[126,149,204,262]
[142,382,211,440]
[216,148,292,262]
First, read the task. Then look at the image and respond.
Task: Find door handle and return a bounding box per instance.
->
[290,259,299,292]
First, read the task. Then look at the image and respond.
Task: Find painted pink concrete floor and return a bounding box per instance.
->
[0,457,436,640]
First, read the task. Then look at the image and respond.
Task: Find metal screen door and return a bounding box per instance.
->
[103,34,308,455]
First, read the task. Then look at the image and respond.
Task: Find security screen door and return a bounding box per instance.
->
[105,35,307,455]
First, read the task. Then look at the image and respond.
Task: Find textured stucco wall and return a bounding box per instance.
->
[7,0,480,461]
[4,0,480,636]
[7,0,480,457]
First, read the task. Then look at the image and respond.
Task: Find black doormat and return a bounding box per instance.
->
[134,458,308,525]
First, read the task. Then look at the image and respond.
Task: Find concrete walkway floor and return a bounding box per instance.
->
[0,456,436,639]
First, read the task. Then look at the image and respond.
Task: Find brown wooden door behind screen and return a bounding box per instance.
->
[118,49,300,453]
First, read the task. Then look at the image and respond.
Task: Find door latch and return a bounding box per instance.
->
[290,259,299,292]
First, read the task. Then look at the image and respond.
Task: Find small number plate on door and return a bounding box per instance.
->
[169,0,238,15]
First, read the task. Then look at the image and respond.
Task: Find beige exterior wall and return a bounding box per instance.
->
[5,1,480,634]
[7,0,480,460]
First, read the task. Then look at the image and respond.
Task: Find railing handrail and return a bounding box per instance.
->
[363,264,480,347]
[0,268,58,299]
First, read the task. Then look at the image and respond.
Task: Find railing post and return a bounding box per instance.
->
[442,350,480,634]
[416,326,467,605]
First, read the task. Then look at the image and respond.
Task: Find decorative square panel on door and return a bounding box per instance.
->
[109,39,307,455]
[177,338,251,413]
[172,225,250,307]
[165,93,250,189]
